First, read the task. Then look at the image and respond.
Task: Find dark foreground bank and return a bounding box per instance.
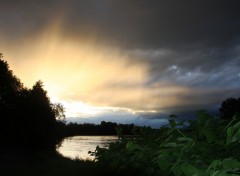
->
[0,149,102,176]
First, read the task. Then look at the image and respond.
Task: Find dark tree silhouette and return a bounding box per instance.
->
[219,97,240,121]
[0,54,65,150]
[0,56,24,143]
[52,103,66,122]
[0,57,23,99]
[64,121,135,136]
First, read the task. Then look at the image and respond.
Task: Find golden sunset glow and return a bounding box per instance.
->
[2,24,193,116]
[2,22,151,115]
[0,19,217,120]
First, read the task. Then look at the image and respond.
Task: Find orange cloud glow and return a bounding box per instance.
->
[1,21,197,116]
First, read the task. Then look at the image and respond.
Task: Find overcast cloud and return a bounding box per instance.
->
[1,0,240,126]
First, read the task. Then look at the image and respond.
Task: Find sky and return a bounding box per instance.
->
[1,0,240,128]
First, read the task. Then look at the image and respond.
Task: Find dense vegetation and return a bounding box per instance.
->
[0,54,65,150]
[220,97,240,121]
[92,111,240,176]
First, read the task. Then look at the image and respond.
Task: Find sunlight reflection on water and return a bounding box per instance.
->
[57,136,118,160]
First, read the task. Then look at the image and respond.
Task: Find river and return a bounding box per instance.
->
[57,136,118,160]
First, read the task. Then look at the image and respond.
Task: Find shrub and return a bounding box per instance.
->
[219,97,240,121]
[93,111,240,176]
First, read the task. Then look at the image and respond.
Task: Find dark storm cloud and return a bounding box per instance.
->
[56,0,240,89]
[67,0,240,50]
[1,0,240,49]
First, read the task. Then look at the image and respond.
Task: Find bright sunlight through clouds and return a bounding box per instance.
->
[3,22,151,117]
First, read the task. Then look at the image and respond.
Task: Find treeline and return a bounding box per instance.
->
[0,54,65,151]
[64,121,135,136]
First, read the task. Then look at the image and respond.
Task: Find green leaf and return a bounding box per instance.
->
[231,135,238,143]
[224,118,237,131]
[177,137,193,143]
[126,141,140,151]
[233,121,240,129]
[176,128,186,137]
[180,163,200,176]
[215,139,225,146]
[226,126,240,145]
[212,172,229,176]
[227,127,234,137]
[208,160,221,171]
[169,118,177,128]
[197,110,211,125]
[158,158,169,171]
[204,128,215,143]
[227,127,234,145]
[222,158,240,169]
[164,142,177,148]
[171,165,183,176]
[211,171,221,176]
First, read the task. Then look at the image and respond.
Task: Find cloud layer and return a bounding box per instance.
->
[1,0,240,126]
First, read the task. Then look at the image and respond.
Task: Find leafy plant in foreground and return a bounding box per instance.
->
[93,111,240,176]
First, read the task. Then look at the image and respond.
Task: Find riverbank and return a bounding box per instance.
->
[0,149,103,176]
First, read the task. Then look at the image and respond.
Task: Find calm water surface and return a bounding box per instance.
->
[57,136,118,160]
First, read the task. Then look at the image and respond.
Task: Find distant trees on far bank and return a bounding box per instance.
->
[0,54,65,151]
[65,121,135,136]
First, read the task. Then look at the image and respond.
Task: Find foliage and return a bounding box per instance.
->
[51,103,66,122]
[220,97,240,121]
[0,56,65,150]
[93,111,240,176]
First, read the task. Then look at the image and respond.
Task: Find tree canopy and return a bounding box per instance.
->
[0,53,65,150]
[219,97,240,121]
